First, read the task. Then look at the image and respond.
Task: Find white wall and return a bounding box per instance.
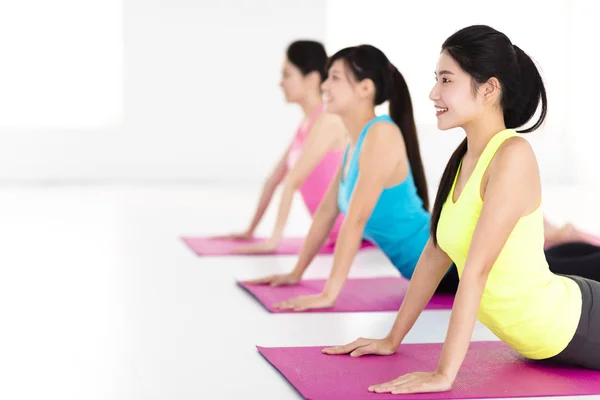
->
[1,0,597,186]
[0,0,326,183]
[325,0,576,188]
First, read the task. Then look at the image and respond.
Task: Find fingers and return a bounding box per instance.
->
[350,342,377,357]
[244,275,275,285]
[368,374,419,393]
[322,338,367,355]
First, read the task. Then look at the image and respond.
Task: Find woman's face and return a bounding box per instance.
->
[429,51,486,130]
[279,59,310,103]
[320,59,360,115]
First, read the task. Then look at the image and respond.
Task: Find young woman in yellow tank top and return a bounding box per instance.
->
[323,25,600,394]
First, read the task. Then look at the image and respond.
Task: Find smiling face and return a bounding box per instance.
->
[279,58,312,103]
[320,59,360,115]
[429,51,488,131]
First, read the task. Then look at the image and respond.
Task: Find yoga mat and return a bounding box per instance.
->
[258,341,600,399]
[238,277,454,313]
[181,236,375,256]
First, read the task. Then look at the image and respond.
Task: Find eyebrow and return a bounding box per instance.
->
[435,70,455,76]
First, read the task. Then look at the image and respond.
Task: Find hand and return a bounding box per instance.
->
[213,230,254,241]
[233,239,279,254]
[244,272,301,287]
[367,371,453,395]
[273,293,335,311]
[322,336,397,357]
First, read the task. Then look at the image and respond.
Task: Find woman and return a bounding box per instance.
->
[220,40,347,253]
[247,45,443,310]
[324,25,600,396]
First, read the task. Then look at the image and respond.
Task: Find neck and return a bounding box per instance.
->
[462,112,507,157]
[340,107,378,144]
[299,91,323,118]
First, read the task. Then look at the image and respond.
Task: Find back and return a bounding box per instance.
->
[337,115,430,278]
[286,105,345,241]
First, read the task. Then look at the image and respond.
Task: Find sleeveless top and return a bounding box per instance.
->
[337,115,430,278]
[436,129,581,359]
[286,104,344,241]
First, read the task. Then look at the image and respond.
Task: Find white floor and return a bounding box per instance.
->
[1,184,599,400]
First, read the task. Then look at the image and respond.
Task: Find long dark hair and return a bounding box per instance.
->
[430,25,548,244]
[286,40,328,82]
[327,45,429,210]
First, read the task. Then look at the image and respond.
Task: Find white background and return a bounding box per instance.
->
[0,0,598,187]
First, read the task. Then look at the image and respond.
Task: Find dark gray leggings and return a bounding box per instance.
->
[544,274,600,370]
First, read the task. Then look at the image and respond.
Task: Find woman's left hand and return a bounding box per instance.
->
[232,240,278,254]
[368,371,453,395]
[273,293,335,311]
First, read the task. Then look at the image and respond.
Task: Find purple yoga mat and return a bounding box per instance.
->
[238,277,454,313]
[258,341,600,399]
[181,236,375,256]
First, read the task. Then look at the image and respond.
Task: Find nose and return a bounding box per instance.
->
[429,82,440,101]
[321,78,329,92]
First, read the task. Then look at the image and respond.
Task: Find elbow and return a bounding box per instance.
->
[461,264,492,288]
[344,213,369,231]
[283,178,302,192]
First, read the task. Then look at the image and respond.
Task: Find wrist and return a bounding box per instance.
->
[434,365,457,383]
[385,333,402,350]
[322,282,342,302]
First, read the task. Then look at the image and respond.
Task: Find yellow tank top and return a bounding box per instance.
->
[437,129,581,360]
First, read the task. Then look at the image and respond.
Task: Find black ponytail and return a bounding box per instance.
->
[430,25,548,245]
[328,45,429,210]
[388,65,429,210]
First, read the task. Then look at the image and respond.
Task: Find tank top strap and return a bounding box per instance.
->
[355,114,394,152]
[463,129,519,195]
[297,103,326,140]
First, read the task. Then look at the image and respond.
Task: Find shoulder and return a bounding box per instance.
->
[310,111,346,138]
[362,119,405,154]
[490,135,537,176]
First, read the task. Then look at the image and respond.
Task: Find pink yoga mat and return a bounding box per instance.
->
[238,277,453,313]
[181,237,375,256]
[258,341,600,399]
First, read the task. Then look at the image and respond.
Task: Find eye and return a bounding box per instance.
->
[442,77,450,83]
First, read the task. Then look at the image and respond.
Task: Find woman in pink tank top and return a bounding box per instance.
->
[223,41,347,254]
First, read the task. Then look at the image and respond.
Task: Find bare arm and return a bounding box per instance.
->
[244,146,290,235]
[322,122,409,300]
[386,239,453,346]
[290,165,344,279]
[435,137,541,381]
[266,114,346,246]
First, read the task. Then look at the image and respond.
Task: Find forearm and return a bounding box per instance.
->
[268,184,296,245]
[322,219,366,299]
[436,273,486,380]
[247,178,280,233]
[291,206,340,278]
[387,243,451,347]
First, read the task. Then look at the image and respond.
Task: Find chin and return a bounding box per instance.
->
[436,118,458,131]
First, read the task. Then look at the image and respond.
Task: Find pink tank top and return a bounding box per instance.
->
[286,104,345,243]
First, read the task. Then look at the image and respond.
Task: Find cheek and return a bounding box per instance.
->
[444,88,476,114]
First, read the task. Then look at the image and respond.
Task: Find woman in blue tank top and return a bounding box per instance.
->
[247,45,434,311]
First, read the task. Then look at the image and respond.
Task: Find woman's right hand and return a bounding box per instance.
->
[244,272,301,287]
[213,230,254,241]
[321,337,398,357]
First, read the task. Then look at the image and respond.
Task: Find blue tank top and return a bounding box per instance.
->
[337,115,430,279]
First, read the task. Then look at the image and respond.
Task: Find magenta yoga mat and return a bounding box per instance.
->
[181,236,375,256]
[257,341,600,399]
[238,277,454,313]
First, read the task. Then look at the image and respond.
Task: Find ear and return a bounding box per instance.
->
[482,77,501,101]
[357,78,376,100]
[305,71,321,87]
